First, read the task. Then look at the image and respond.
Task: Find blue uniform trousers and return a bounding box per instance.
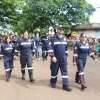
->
[4,56,13,71]
[76,58,86,73]
[20,54,32,69]
[50,56,69,87]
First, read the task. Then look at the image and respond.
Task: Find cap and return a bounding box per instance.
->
[56,25,64,29]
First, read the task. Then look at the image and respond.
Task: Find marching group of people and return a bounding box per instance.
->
[0,25,98,92]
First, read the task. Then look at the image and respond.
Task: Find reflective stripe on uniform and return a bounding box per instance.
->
[32,50,35,52]
[79,72,84,75]
[5,68,11,71]
[49,42,51,45]
[5,47,13,50]
[80,46,89,49]
[21,67,33,70]
[73,54,78,57]
[42,39,48,41]
[51,76,57,78]
[74,47,77,50]
[42,51,48,53]
[65,51,68,54]
[48,50,54,52]
[27,67,33,70]
[62,75,69,78]
[21,42,32,45]
[90,52,94,56]
[54,42,67,45]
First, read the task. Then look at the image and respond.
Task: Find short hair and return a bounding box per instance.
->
[80,33,86,37]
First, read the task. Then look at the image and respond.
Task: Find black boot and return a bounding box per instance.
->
[63,84,72,92]
[50,82,56,88]
[81,84,87,90]
[9,69,12,78]
[10,69,12,74]
[75,72,80,84]
[28,69,35,82]
[21,70,25,80]
[79,75,87,91]
[50,77,57,88]
[5,71,10,82]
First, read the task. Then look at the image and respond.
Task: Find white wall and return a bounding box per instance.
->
[77,30,100,38]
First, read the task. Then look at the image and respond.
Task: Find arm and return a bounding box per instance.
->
[89,47,95,60]
[73,42,78,65]
[31,39,35,54]
[65,38,68,56]
[48,37,54,57]
[1,44,4,55]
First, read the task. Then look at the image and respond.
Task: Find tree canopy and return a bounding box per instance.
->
[0,0,95,34]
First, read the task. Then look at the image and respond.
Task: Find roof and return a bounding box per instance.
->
[73,23,100,30]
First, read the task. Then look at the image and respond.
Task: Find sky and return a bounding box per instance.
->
[86,0,100,23]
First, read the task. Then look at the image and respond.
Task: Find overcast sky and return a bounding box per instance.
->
[86,0,100,23]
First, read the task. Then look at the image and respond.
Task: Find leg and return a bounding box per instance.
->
[4,58,11,81]
[43,51,47,61]
[5,69,11,82]
[75,72,80,84]
[20,55,26,80]
[11,56,14,69]
[35,48,38,58]
[27,55,34,82]
[28,69,35,82]
[78,58,87,90]
[21,67,26,80]
[45,52,48,60]
[9,58,14,79]
[50,61,59,88]
[37,47,40,59]
[75,58,81,84]
[60,60,72,92]
[42,51,45,61]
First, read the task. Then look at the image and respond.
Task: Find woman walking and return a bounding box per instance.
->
[73,33,95,91]
[1,35,15,81]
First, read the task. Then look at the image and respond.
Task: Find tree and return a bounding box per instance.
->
[0,0,95,34]
[0,0,26,33]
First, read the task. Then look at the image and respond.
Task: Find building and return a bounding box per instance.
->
[72,23,100,39]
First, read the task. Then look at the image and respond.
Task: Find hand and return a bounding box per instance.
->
[51,56,57,63]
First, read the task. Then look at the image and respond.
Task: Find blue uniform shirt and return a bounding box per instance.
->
[73,41,93,59]
[34,36,41,48]
[1,43,15,57]
[18,37,34,56]
[41,35,49,51]
[48,34,68,59]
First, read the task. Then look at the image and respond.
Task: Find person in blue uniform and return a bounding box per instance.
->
[31,35,36,57]
[34,33,42,59]
[41,34,49,61]
[0,34,3,58]
[48,25,72,92]
[73,33,95,90]
[71,34,80,84]
[1,35,15,81]
[18,31,35,82]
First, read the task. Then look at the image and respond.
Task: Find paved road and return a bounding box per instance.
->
[0,51,100,100]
